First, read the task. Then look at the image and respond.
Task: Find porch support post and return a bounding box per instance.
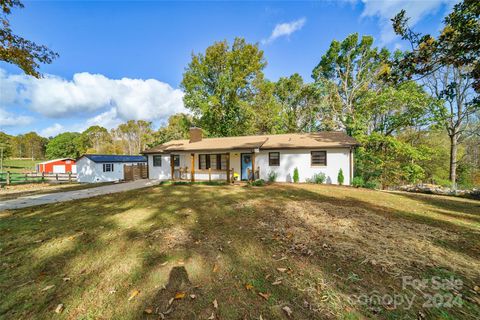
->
[251,152,255,181]
[226,152,230,183]
[170,154,175,181]
[190,153,195,182]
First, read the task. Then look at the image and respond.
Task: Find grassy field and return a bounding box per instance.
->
[1,159,39,173]
[0,184,479,319]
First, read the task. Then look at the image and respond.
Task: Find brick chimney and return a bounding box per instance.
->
[189,127,203,143]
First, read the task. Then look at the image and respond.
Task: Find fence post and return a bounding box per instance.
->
[56,173,58,181]
[209,167,211,182]
[25,173,28,182]
[6,171,10,185]
[42,172,45,182]
[68,172,72,183]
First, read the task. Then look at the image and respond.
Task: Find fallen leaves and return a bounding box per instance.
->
[213,299,218,309]
[174,292,186,300]
[282,306,293,318]
[128,289,139,301]
[41,285,55,292]
[144,308,153,314]
[245,283,254,290]
[54,304,64,314]
[258,292,271,301]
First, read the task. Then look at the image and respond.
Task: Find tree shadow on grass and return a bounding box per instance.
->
[1,184,479,319]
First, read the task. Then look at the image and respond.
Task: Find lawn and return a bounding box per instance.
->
[0,184,479,319]
[1,159,39,173]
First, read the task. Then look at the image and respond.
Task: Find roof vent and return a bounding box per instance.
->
[189,127,203,143]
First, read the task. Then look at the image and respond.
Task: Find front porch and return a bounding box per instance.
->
[168,152,260,183]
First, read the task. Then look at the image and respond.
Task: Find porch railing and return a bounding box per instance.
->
[173,167,236,183]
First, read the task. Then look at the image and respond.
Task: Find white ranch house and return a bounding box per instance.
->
[143,128,359,184]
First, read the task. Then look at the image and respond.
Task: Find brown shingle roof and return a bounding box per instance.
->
[142,131,359,154]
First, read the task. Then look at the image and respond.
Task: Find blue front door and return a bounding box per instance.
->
[241,153,252,180]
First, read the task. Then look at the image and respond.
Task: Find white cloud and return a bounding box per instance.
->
[352,0,458,44]
[263,17,306,44]
[85,108,123,130]
[0,108,33,127]
[0,69,186,123]
[40,123,65,137]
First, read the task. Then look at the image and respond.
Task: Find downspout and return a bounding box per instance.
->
[349,147,354,185]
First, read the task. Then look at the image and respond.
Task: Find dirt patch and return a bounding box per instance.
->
[251,199,480,278]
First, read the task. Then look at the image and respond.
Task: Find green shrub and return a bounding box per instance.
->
[267,171,278,183]
[364,180,378,189]
[293,168,299,183]
[337,169,344,185]
[312,173,326,184]
[352,176,364,188]
[249,179,265,186]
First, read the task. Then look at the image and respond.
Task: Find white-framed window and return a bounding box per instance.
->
[153,155,162,167]
[103,163,114,172]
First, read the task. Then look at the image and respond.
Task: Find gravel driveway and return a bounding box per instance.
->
[0,179,159,210]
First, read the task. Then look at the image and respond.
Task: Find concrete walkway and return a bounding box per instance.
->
[0,179,159,211]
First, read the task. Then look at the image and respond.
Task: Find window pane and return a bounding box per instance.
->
[220,154,227,170]
[269,152,280,166]
[173,155,180,167]
[311,151,327,165]
[210,154,218,170]
[199,154,207,169]
[153,156,162,167]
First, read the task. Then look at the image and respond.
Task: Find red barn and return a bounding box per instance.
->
[36,158,77,174]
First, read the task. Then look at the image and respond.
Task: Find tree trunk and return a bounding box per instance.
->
[449,134,458,188]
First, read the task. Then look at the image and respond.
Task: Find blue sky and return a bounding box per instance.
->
[0,0,456,136]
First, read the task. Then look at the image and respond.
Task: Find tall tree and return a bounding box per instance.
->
[391,1,480,185]
[0,0,58,77]
[357,81,433,136]
[22,131,46,159]
[391,0,480,95]
[45,132,81,159]
[114,120,153,155]
[274,74,321,133]
[181,38,266,137]
[422,66,475,184]
[77,125,111,154]
[151,113,192,145]
[250,79,281,134]
[311,33,390,134]
[0,132,12,169]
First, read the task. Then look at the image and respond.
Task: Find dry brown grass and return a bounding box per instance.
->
[0,184,479,319]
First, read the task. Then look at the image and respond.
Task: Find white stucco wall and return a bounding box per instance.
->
[256,148,352,184]
[147,148,352,184]
[147,154,172,180]
[77,157,145,183]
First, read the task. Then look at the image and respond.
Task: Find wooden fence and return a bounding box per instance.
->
[123,164,148,181]
[0,172,77,186]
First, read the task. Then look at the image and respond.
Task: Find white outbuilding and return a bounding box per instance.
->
[76,154,147,183]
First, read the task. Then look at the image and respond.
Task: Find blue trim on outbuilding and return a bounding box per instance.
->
[80,154,147,163]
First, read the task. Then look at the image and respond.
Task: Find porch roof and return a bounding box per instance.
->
[143,131,359,154]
